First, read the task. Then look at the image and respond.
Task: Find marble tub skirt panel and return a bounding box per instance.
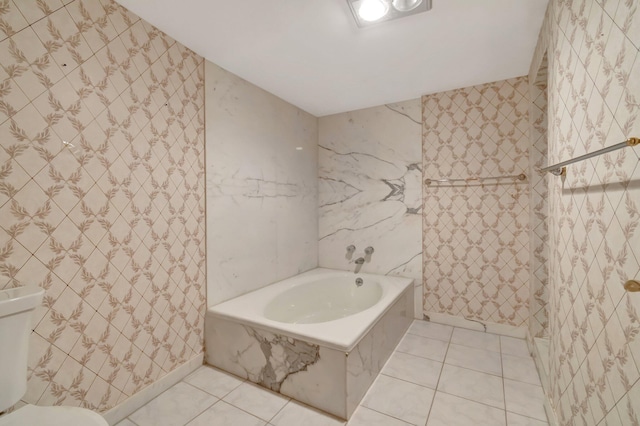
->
[205,285,413,419]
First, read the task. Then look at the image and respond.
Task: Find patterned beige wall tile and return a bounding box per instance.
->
[528,52,549,340]
[422,77,531,328]
[0,1,29,42]
[0,0,204,413]
[531,0,640,425]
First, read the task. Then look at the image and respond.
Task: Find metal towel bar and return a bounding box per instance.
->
[424,173,527,185]
[541,137,639,176]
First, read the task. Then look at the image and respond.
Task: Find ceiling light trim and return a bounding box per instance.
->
[347,0,432,28]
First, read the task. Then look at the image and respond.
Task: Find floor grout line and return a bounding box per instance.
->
[500,331,508,426]
[359,405,419,425]
[213,399,272,425]
[122,321,548,426]
[423,324,453,426]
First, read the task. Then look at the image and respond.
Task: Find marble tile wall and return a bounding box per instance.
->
[421,78,531,329]
[318,101,422,287]
[530,0,640,424]
[205,62,318,306]
[0,0,205,412]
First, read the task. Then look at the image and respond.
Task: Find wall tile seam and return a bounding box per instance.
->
[6,1,69,31]
[0,64,205,146]
[1,24,203,122]
[0,0,206,411]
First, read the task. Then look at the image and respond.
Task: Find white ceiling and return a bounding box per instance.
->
[114,0,548,117]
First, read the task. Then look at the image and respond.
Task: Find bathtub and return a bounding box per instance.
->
[205,268,413,419]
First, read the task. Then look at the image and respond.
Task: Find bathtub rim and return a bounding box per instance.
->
[206,268,413,352]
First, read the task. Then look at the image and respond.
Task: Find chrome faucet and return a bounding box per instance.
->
[364,246,374,262]
[353,257,365,273]
[346,245,356,260]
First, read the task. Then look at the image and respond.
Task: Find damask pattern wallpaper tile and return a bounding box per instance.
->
[0,0,205,412]
[421,78,531,328]
[529,53,550,340]
[532,0,640,424]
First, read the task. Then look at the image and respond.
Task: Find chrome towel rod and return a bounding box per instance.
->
[424,173,527,185]
[541,137,639,176]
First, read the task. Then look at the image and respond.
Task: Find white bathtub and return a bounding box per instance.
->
[208,268,411,351]
[205,268,413,419]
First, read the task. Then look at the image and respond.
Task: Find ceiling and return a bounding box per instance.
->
[114,0,548,117]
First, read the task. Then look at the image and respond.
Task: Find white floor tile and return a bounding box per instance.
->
[223,382,289,422]
[184,366,244,398]
[502,354,542,385]
[382,351,443,388]
[346,407,412,426]
[407,320,454,342]
[500,336,530,358]
[451,328,501,352]
[187,401,266,426]
[114,420,137,426]
[504,379,547,421]
[437,364,504,409]
[362,374,434,425]
[427,391,506,426]
[445,343,502,376]
[507,411,549,425]
[395,333,449,362]
[123,326,550,426]
[129,382,217,426]
[271,401,345,426]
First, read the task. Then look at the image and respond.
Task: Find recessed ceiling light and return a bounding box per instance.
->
[358,0,389,22]
[392,0,423,12]
[347,0,432,28]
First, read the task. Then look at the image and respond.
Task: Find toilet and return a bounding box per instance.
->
[0,286,108,426]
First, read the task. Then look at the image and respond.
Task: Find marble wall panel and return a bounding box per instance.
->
[318,100,422,283]
[0,0,205,412]
[205,62,318,306]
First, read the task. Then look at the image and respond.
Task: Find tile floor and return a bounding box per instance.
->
[116,321,549,426]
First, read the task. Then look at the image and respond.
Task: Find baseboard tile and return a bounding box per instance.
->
[424,311,527,338]
[103,353,204,425]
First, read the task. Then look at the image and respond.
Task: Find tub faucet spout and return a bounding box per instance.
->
[354,257,365,273]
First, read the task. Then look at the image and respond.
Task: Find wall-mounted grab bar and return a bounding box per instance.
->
[424,173,527,185]
[541,137,639,176]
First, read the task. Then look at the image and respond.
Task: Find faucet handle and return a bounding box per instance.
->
[364,246,374,255]
[346,245,356,253]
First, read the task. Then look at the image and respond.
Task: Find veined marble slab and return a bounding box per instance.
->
[205,286,413,419]
[205,61,318,306]
[318,100,422,282]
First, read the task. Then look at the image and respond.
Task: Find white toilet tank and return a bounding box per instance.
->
[0,286,44,412]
